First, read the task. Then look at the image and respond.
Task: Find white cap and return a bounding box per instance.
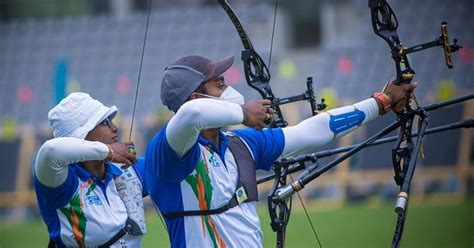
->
[48,92,118,139]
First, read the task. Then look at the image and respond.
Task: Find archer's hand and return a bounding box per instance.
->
[107,141,137,166]
[241,100,274,130]
[383,80,417,113]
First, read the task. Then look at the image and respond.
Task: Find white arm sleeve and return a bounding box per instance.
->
[166,98,244,157]
[282,98,379,157]
[34,137,109,188]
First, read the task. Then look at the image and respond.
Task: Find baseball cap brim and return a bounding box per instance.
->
[96,106,118,126]
[74,105,118,139]
[205,55,234,81]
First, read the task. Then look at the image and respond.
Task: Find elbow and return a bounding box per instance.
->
[39,139,58,159]
[34,140,60,176]
[37,138,73,163]
[36,139,64,167]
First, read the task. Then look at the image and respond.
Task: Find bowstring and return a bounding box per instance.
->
[268,0,278,70]
[289,174,322,247]
[267,0,322,247]
[130,0,168,233]
[129,0,151,141]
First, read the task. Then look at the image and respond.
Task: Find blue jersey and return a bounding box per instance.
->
[34,158,147,247]
[145,126,284,247]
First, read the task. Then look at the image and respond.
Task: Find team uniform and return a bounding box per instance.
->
[145,97,379,248]
[34,138,147,248]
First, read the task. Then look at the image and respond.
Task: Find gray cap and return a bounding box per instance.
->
[161,55,234,112]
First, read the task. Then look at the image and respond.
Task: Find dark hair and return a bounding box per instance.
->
[185,82,208,101]
[194,82,208,94]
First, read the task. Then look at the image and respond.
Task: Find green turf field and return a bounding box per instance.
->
[1,200,472,248]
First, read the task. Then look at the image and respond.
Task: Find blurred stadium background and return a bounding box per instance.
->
[0,0,473,247]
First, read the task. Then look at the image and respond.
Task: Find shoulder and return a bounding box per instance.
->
[146,125,175,157]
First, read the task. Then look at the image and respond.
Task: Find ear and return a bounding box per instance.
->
[189,92,200,100]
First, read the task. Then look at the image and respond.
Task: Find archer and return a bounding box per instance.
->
[143,54,415,247]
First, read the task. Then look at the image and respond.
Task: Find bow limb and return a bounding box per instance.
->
[369,0,414,84]
[217,1,294,247]
[217,0,254,50]
[217,0,289,127]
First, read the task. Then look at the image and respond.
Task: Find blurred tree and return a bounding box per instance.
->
[1,116,17,141]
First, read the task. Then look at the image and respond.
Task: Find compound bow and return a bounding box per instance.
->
[368,1,461,247]
[217,1,326,247]
[274,1,465,247]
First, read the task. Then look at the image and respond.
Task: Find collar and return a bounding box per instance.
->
[70,162,122,184]
[198,131,229,157]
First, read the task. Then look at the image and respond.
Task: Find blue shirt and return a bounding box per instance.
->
[34,158,147,247]
[145,126,284,247]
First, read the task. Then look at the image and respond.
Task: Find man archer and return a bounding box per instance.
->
[145,54,416,247]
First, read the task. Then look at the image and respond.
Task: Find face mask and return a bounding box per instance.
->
[197,86,245,105]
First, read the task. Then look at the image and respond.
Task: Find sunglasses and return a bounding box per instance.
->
[100,115,115,128]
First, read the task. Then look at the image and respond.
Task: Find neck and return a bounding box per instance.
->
[200,128,221,147]
[82,160,106,180]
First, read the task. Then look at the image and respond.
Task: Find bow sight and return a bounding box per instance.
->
[369,0,461,84]
[241,40,328,128]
